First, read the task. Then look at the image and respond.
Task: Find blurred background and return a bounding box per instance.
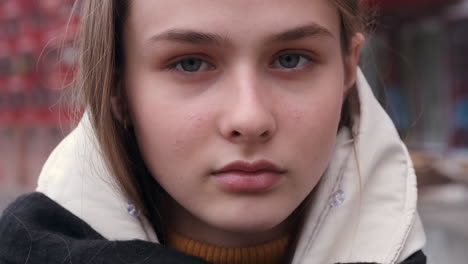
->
[0,0,467,262]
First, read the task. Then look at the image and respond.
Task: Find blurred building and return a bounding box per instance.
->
[361,2,468,262]
[364,0,468,151]
[0,0,79,189]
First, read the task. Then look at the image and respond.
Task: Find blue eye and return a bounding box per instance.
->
[272,54,311,69]
[173,57,213,72]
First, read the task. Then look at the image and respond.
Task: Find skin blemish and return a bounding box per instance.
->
[286,104,305,122]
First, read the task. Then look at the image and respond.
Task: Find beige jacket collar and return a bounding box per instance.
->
[290,70,425,263]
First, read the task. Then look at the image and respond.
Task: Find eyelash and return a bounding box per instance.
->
[270,53,313,70]
[166,52,315,74]
[167,56,215,73]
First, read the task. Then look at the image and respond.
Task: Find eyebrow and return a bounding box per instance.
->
[270,23,335,42]
[146,23,335,46]
[148,29,228,46]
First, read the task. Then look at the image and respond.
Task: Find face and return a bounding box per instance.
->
[122,0,361,246]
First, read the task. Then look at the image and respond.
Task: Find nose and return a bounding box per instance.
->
[218,72,276,144]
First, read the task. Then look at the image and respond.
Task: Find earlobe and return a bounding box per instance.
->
[111,96,132,130]
[111,74,131,128]
[111,96,125,124]
[344,32,366,92]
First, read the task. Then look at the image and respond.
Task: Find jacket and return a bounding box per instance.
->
[0,70,426,263]
[0,192,425,264]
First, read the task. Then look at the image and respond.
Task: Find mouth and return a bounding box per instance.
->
[211,160,286,192]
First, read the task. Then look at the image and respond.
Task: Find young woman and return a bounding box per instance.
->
[0,0,427,263]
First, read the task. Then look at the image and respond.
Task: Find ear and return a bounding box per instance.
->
[111,95,126,124]
[111,77,130,126]
[344,32,365,93]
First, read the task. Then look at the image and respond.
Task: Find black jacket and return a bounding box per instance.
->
[0,193,426,264]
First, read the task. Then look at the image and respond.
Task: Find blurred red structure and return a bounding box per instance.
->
[0,0,79,189]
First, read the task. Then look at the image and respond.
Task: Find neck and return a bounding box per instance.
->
[167,199,293,248]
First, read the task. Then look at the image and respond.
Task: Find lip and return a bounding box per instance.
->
[212,160,286,174]
[211,160,286,192]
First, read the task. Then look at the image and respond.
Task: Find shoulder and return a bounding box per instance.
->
[0,192,210,264]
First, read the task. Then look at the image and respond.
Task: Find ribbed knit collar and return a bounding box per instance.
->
[168,232,291,264]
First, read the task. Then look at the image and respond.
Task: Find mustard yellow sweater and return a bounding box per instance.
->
[168,232,290,264]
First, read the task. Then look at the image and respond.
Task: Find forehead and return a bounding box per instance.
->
[125,0,341,44]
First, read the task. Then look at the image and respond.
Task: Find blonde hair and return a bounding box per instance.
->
[73,0,370,242]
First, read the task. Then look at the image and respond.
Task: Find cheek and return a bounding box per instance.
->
[127,80,210,153]
[172,113,211,154]
[283,92,343,134]
[128,93,215,175]
[286,104,341,155]
[281,90,344,170]
[131,108,215,193]
[137,111,210,155]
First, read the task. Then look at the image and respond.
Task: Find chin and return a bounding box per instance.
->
[204,204,293,235]
[171,191,302,244]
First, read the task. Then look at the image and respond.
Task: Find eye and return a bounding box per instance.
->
[271,53,311,69]
[171,57,214,72]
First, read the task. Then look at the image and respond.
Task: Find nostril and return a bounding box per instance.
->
[260,131,269,138]
[231,130,241,137]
